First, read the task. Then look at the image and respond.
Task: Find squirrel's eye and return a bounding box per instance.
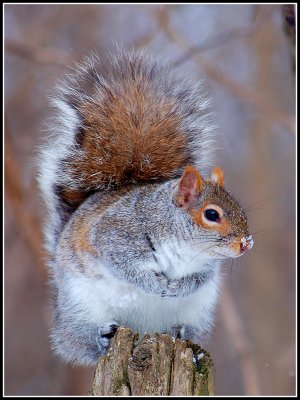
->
[204,209,220,222]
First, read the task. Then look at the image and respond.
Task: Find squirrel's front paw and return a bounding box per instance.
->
[154,272,180,297]
[153,271,170,293]
[161,279,180,297]
[96,322,119,351]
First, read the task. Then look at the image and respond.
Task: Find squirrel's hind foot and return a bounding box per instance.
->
[96,321,120,351]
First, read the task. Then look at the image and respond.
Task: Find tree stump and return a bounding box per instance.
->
[91,327,215,396]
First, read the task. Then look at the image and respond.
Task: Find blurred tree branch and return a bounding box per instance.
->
[132,27,160,49]
[145,5,295,134]
[220,284,260,395]
[173,7,267,66]
[5,122,47,278]
[5,39,75,66]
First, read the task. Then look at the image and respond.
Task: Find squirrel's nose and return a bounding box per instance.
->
[240,235,254,253]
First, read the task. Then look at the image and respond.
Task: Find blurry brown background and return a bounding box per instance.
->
[4,4,296,396]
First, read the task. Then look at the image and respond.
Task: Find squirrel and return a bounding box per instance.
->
[38,50,254,366]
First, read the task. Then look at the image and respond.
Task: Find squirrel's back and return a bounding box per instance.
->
[38,50,215,255]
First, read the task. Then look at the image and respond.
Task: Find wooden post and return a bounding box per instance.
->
[91,327,215,396]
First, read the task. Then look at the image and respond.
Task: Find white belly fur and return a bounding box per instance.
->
[63,246,222,337]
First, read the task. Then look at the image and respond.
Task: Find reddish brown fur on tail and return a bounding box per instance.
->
[66,79,192,190]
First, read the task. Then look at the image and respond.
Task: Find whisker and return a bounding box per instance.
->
[244,207,264,213]
[183,243,219,269]
[250,227,279,236]
[244,196,272,211]
[169,238,220,252]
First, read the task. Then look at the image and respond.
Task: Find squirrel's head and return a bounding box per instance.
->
[175,165,254,258]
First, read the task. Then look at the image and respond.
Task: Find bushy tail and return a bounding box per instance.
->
[38,50,216,255]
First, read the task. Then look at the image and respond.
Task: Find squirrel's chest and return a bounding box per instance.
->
[143,241,214,279]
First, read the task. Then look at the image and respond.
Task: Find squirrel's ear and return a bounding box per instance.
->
[175,166,203,209]
[210,167,224,187]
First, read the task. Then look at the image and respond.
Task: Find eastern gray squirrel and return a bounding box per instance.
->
[38,50,254,366]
